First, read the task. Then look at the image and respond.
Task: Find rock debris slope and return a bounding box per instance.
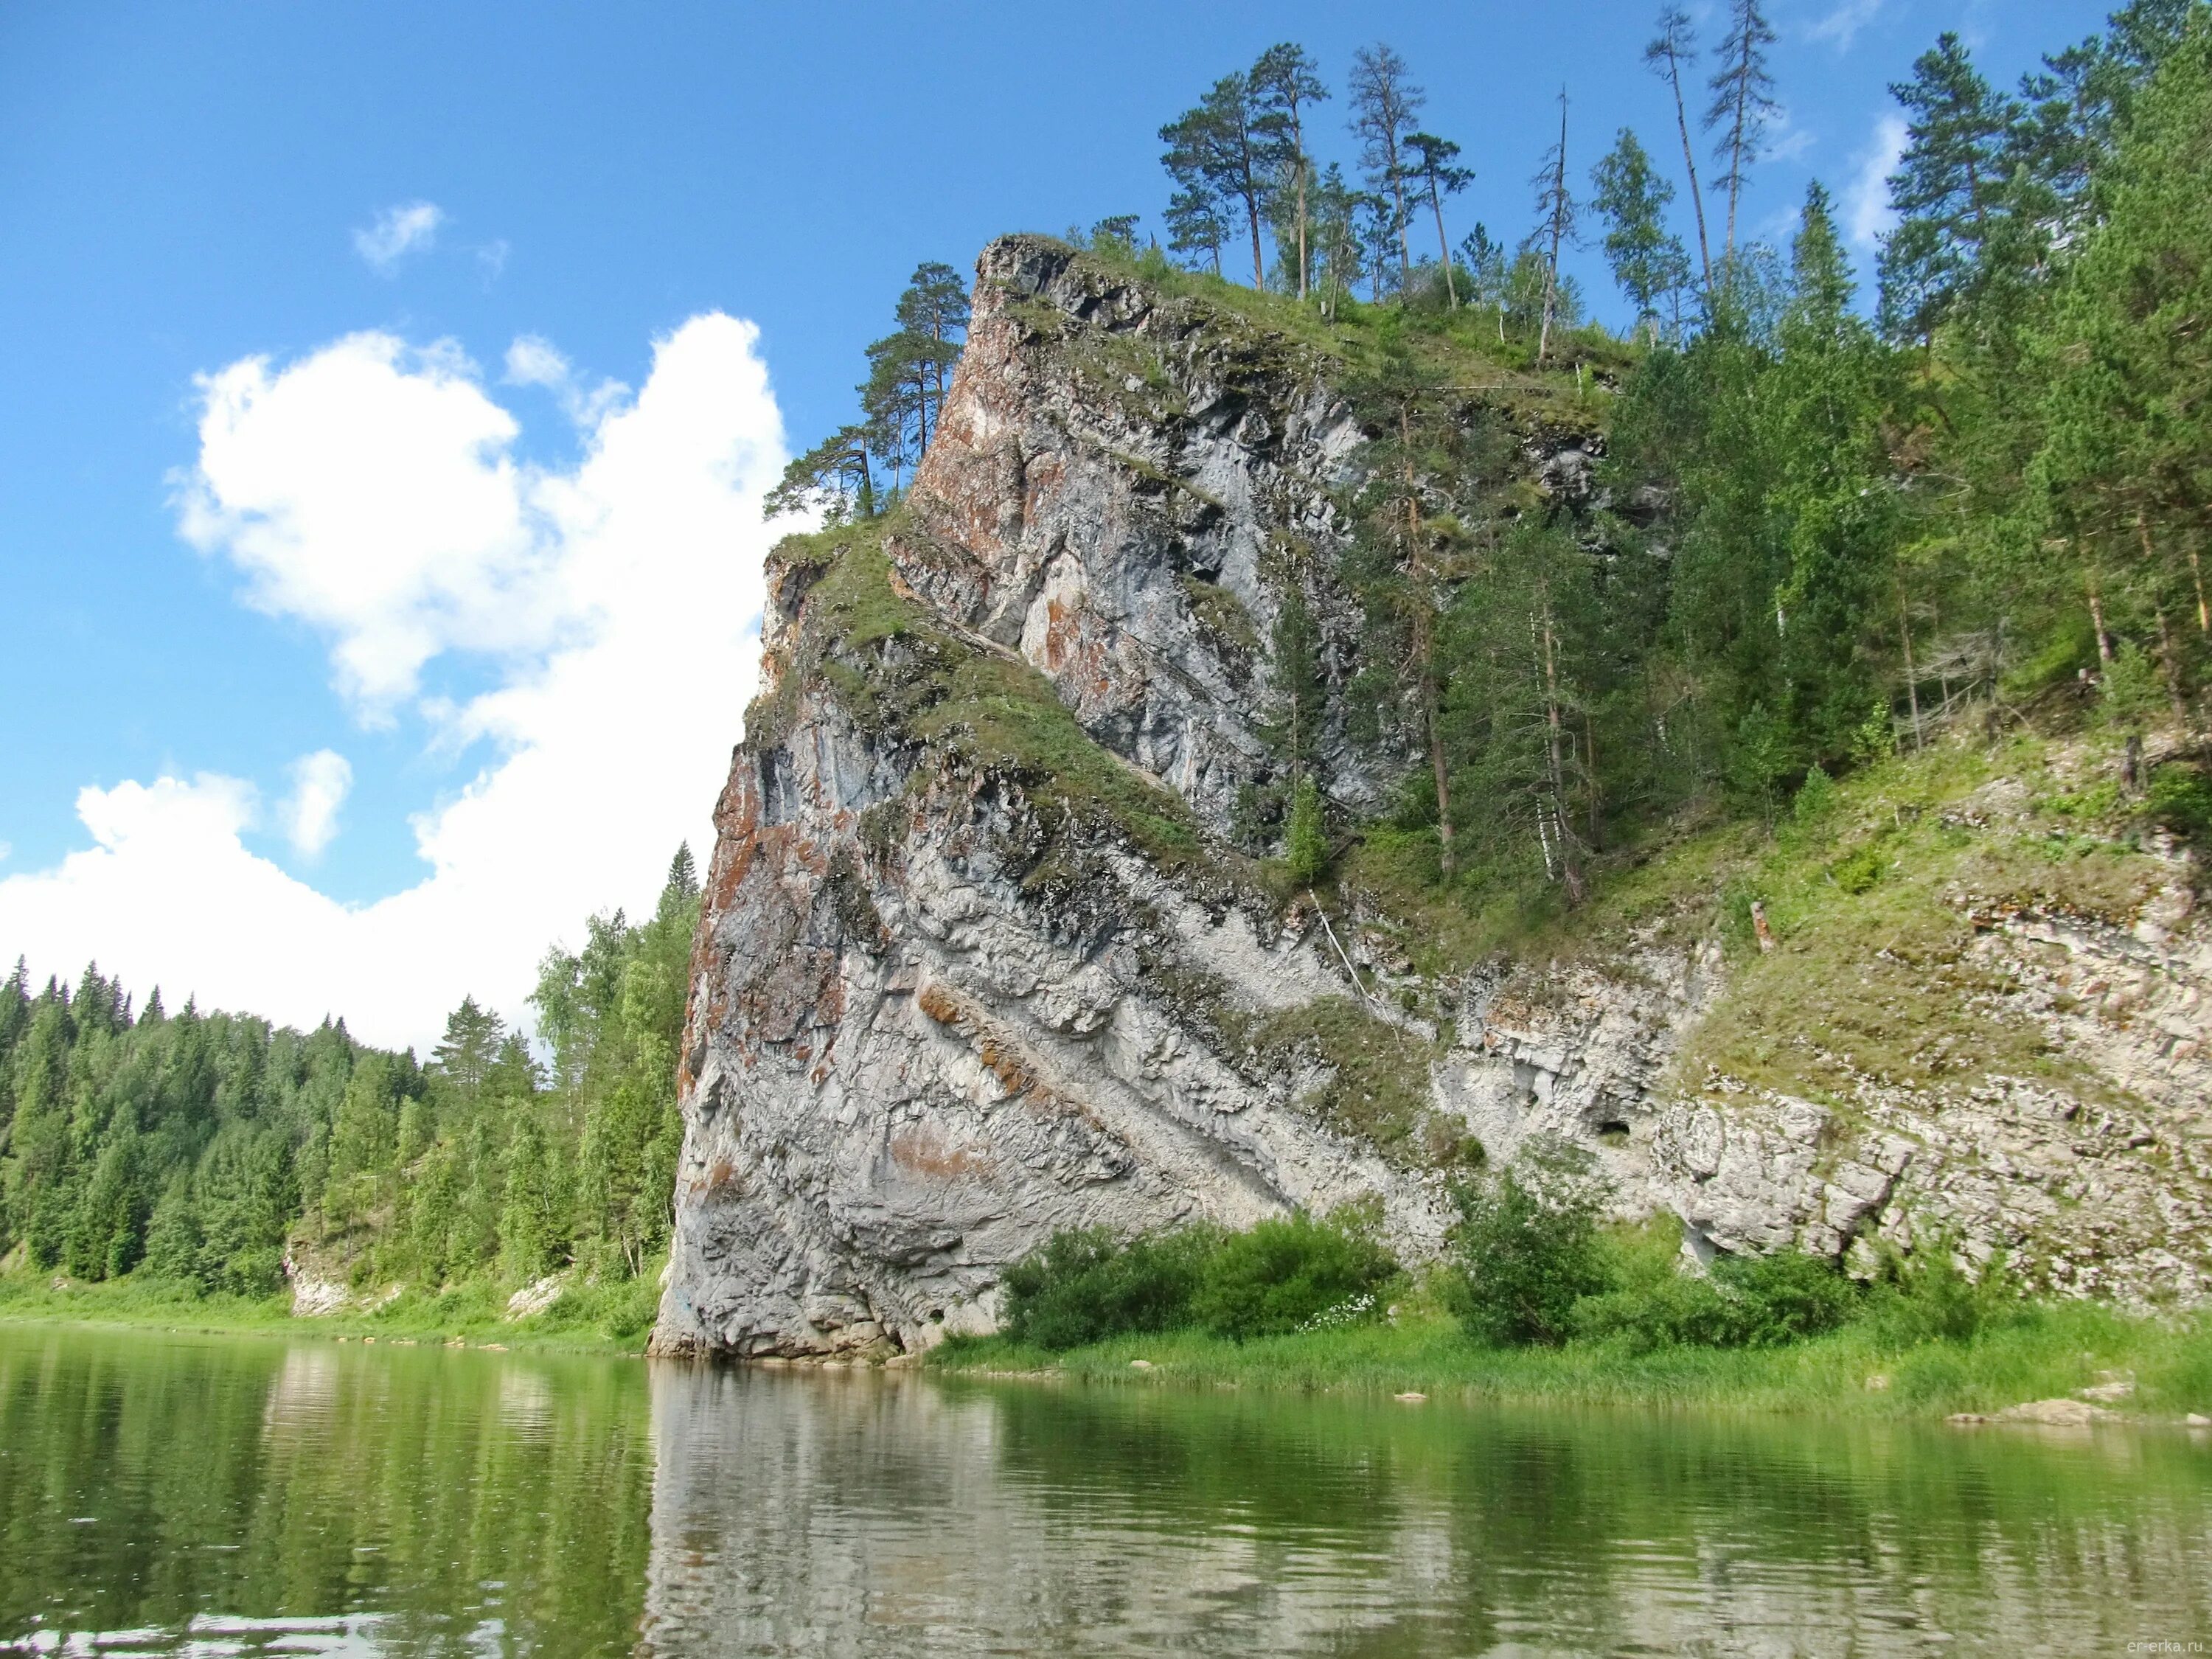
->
[652,237,2211,1357]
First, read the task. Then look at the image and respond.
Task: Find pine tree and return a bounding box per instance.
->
[1646,4,1717,299]
[1165,184,1230,274]
[1705,0,1779,263]
[1531,91,1579,365]
[1284,778,1329,885]
[1402,132,1475,306]
[1348,43,1425,291]
[1250,44,1328,299]
[1160,72,1276,287]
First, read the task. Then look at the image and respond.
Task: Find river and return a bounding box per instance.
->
[1,1325,2205,1655]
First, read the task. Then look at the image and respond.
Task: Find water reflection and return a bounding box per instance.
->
[641,1366,2212,1657]
[4,1327,2209,1658]
[0,1328,652,1657]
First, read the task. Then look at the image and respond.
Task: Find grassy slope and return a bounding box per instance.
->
[1346,713,2194,1108]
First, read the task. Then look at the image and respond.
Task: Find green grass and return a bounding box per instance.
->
[769,524,1210,876]
[931,1301,2212,1421]
[0,1267,663,1356]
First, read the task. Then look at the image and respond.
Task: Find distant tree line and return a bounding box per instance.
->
[0,849,702,1296]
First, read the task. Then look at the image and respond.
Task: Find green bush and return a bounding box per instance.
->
[1000,1226,1218,1350]
[2150,762,2212,845]
[998,1211,1400,1349]
[1190,1211,1398,1339]
[1449,1141,1611,1346]
[1866,1236,2018,1346]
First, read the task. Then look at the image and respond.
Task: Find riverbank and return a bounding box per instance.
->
[929,1303,2212,1422]
[0,1270,659,1355]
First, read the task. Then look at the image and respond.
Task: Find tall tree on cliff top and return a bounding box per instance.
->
[1591,128,1691,342]
[1161,72,1276,287]
[1877,33,2021,345]
[1402,131,1475,306]
[1165,183,1229,274]
[894,261,970,437]
[1531,91,1578,364]
[2034,18,2212,663]
[1349,43,1425,291]
[765,425,874,523]
[1705,0,1779,261]
[1251,44,1328,299]
[1646,5,1716,299]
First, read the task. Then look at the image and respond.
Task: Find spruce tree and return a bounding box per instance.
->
[1878,33,2022,344]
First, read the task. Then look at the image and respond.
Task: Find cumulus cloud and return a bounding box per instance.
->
[0,315,785,1048]
[505,334,630,428]
[174,333,550,718]
[1845,114,1909,248]
[280,750,352,859]
[1808,0,1883,51]
[353,201,445,274]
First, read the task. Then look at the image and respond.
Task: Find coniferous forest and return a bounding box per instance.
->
[10,1,2212,1313]
[774,1,2212,907]
[0,852,699,1324]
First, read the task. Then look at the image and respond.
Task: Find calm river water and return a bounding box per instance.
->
[1,1325,2207,1656]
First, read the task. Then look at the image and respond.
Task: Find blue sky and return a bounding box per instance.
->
[0,0,2118,1043]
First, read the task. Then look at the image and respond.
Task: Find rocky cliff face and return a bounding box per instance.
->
[651,238,2210,1358]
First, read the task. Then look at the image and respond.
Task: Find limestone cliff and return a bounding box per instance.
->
[651,238,2211,1357]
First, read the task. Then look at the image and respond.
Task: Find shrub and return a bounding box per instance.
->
[1450,1139,1611,1346]
[1709,1248,1859,1346]
[1866,1234,2017,1346]
[1574,1220,1857,1351]
[1190,1211,1397,1339]
[1000,1226,1217,1350]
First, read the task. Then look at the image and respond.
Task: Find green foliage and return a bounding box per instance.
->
[1000,1210,1401,1350]
[1,849,701,1310]
[1448,1139,1611,1346]
[1574,1223,1860,1352]
[1284,777,1328,884]
[1189,1211,1398,1338]
[1001,1226,1219,1349]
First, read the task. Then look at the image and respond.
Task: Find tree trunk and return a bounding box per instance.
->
[1540,602,1585,905]
[1293,111,1310,300]
[2191,540,2210,634]
[1663,49,1715,299]
[1899,586,1924,751]
[1538,96,1568,366]
[2087,574,2113,665]
[1430,178,1458,307]
[2158,605,2191,725]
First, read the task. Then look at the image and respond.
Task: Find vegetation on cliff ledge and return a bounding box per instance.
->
[936,1161,2212,1421]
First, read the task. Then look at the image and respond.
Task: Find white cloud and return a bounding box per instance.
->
[173,333,550,718]
[0,314,785,1048]
[1807,0,1883,51]
[477,240,511,284]
[353,201,446,275]
[504,334,630,428]
[1845,114,1909,248]
[280,750,352,859]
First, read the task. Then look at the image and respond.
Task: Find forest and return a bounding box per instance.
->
[0,850,699,1314]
